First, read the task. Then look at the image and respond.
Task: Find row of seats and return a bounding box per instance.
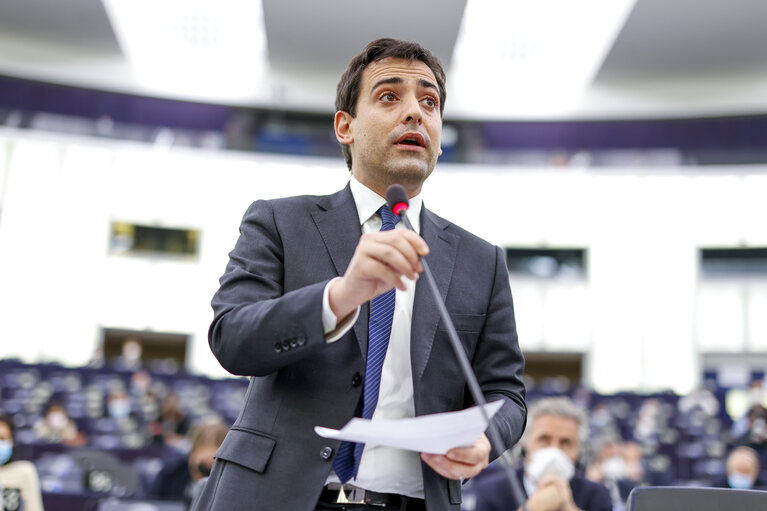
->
[1,359,248,450]
[2,359,765,501]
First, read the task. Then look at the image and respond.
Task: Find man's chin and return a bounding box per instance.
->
[385,161,433,185]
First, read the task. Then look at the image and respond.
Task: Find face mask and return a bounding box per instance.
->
[525,447,575,484]
[601,456,627,480]
[109,400,132,419]
[48,411,68,430]
[728,472,755,490]
[0,440,13,465]
[197,463,212,477]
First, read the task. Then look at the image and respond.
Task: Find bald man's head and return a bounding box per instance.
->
[727,446,760,479]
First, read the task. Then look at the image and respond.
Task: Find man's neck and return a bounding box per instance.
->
[351,171,422,199]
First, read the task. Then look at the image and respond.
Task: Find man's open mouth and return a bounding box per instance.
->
[396,133,425,147]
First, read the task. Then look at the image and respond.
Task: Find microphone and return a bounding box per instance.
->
[385,184,528,509]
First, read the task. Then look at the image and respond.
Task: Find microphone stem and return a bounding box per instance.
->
[398,212,527,507]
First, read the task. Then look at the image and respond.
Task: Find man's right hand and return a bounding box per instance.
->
[328,229,429,321]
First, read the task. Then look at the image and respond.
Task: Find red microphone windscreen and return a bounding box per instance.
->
[385,184,410,216]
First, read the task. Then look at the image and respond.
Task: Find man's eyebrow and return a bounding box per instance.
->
[370,77,439,94]
[371,77,403,92]
[419,79,438,93]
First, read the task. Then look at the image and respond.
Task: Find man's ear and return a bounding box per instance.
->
[334,111,353,146]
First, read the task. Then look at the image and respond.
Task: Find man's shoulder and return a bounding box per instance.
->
[250,186,351,214]
[423,208,499,253]
[0,459,38,478]
[571,474,610,491]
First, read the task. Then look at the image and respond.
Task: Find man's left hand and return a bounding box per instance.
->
[420,433,491,480]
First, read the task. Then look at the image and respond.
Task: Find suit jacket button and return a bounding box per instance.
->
[282,339,291,350]
[320,446,333,460]
[274,342,282,352]
[351,373,362,387]
[290,337,299,348]
[297,337,306,346]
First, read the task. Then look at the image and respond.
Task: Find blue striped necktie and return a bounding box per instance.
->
[333,205,399,482]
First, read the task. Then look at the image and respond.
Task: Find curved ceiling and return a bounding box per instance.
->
[0,0,766,120]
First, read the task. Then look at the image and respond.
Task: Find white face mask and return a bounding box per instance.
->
[601,456,627,480]
[525,447,575,484]
[47,411,68,430]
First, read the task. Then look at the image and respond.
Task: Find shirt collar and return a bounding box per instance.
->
[349,175,423,233]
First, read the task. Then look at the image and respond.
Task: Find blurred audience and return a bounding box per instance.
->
[711,446,767,490]
[469,397,611,511]
[33,402,87,446]
[10,357,767,509]
[149,419,229,504]
[586,440,646,510]
[0,414,44,511]
[678,387,719,417]
[106,389,135,421]
[728,380,767,439]
[113,337,144,371]
[149,392,191,449]
[733,405,767,455]
[130,370,161,424]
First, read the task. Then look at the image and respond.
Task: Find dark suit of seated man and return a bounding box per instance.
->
[468,397,611,511]
[191,37,527,511]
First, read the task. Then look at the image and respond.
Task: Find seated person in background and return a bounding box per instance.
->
[149,392,191,449]
[32,401,86,446]
[733,405,767,456]
[130,370,161,424]
[586,439,646,509]
[616,441,646,485]
[0,414,44,511]
[470,397,612,511]
[712,446,767,490]
[150,419,229,503]
[113,337,144,371]
[106,388,135,421]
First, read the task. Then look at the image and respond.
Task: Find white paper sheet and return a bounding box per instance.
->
[314,400,504,454]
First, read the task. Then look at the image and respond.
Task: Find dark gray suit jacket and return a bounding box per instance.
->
[192,184,526,510]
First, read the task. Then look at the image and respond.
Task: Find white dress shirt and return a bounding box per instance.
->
[322,176,425,498]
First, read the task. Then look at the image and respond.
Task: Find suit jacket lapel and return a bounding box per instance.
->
[311,184,369,356]
[411,206,459,382]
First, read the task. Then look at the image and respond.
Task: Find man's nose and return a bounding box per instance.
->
[402,95,422,124]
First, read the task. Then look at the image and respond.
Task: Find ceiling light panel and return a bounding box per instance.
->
[448,0,637,119]
[102,0,269,103]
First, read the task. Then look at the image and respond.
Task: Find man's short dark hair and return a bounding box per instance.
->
[335,38,447,170]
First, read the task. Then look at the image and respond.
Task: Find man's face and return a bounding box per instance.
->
[337,57,442,196]
[189,444,218,482]
[0,422,11,443]
[728,450,759,479]
[525,414,580,464]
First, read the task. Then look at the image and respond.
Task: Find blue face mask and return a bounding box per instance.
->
[0,440,13,465]
[728,473,755,490]
[109,399,132,419]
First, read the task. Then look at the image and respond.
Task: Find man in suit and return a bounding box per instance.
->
[468,397,611,511]
[712,446,767,490]
[192,38,526,511]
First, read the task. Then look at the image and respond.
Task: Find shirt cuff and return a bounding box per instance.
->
[322,277,359,343]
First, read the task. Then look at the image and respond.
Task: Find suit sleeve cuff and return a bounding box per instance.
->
[322,277,359,343]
